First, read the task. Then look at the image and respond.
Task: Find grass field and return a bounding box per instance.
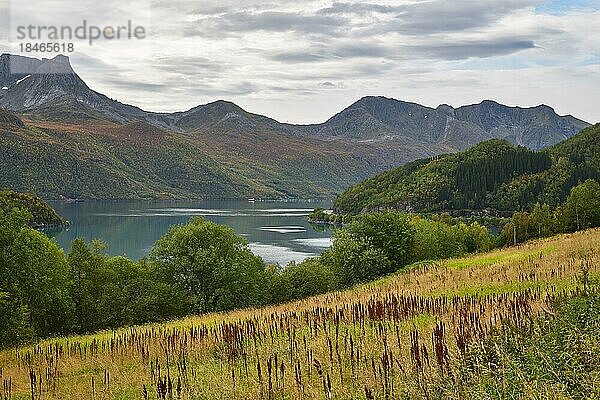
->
[1,229,599,399]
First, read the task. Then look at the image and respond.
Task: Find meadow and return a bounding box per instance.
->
[1,228,599,400]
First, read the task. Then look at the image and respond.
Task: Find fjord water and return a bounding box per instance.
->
[48,200,334,265]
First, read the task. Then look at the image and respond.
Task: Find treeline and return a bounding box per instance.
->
[308,208,352,225]
[502,178,600,244]
[455,147,550,209]
[0,206,493,348]
[334,124,600,214]
[2,178,599,347]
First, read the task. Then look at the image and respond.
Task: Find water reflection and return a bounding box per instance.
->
[48,200,334,265]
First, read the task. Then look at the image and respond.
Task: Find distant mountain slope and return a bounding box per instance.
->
[0,54,151,123]
[301,96,588,151]
[334,124,600,214]
[1,113,429,199]
[0,107,24,127]
[0,54,591,200]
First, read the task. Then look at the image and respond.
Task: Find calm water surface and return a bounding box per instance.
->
[48,200,334,265]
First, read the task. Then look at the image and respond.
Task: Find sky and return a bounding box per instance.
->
[1,0,599,123]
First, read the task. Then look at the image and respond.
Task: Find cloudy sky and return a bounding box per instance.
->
[1,0,599,123]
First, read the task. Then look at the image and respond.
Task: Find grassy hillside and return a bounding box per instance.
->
[0,228,598,399]
[334,124,600,214]
[0,189,65,226]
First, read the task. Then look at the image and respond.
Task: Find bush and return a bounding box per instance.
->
[412,218,467,261]
[321,229,392,288]
[343,211,415,269]
[269,258,335,303]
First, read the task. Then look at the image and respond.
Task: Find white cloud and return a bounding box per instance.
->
[1,0,598,123]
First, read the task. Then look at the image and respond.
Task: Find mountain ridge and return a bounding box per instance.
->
[0,53,592,200]
[0,54,589,150]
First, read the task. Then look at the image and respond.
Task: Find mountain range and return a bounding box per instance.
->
[0,54,590,199]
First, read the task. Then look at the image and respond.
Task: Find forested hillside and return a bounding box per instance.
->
[334,124,600,214]
[0,114,412,200]
[0,190,65,226]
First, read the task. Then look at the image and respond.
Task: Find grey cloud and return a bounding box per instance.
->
[103,79,169,91]
[72,53,124,70]
[369,0,541,36]
[154,56,226,76]
[270,52,330,63]
[71,53,169,93]
[319,81,336,88]
[353,62,395,76]
[408,39,537,60]
[269,42,392,63]
[268,36,537,64]
[318,81,345,89]
[165,80,259,97]
[317,2,400,16]
[187,5,230,16]
[183,10,349,38]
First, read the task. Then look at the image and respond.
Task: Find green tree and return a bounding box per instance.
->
[67,238,111,332]
[563,179,600,231]
[503,212,531,245]
[343,212,415,270]
[150,217,268,314]
[412,218,467,260]
[322,229,391,288]
[0,291,31,346]
[1,208,74,344]
[529,203,554,238]
[268,258,334,303]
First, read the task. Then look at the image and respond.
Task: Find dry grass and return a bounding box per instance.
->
[1,229,598,399]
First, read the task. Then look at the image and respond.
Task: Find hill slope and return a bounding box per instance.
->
[0,189,65,225]
[334,124,600,213]
[0,228,598,399]
[0,114,430,199]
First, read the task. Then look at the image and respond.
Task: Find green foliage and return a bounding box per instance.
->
[563,179,600,231]
[0,189,65,226]
[321,229,392,288]
[66,239,181,332]
[411,218,492,261]
[343,212,415,269]
[267,258,335,303]
[528,202,555,237]
[0,291,31,346]
[150,217,268,313]
[317,212,415,288]
[308,208,351,224]
[455,144,551,209]
[335,124,600,214]
[455,290,600,399]
[0,207,498,347]
[503,180,600,245]
[412,218,467,260]
[0,208,74,345]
